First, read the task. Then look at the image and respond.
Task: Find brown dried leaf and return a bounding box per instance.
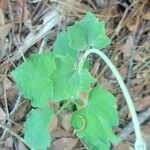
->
[4,78,13,89]
[121,35,133,58]
[51,137,78,150]
[136,96,150,112]
[134,53,144,62]
[12,0,23,21]
[141,123,150,134]
[0,82,18,104]
[5,85,18,103]
[99,77,113,91]
[12,0,23,5]
[119,65,128,77]
[143,12,150,20]
[4,137,13,148]
[61,114,72,132]
[0,107,6,121]
[18,141,28,150]
[141,124,150,149]
[51,128,72,138]
[0,8,5,25]
[0,82,3,97]
[11,123,22,134]
[91,61,100,76]
[60,0,92,16]
[12,100,30,121]
[0,0,7,12]
[126,17,137,31]
[0,23,14,39]
[112,143,133,150]
[49,115,58,132]
[23,3,32,30]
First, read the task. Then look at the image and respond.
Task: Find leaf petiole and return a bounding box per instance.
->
[56,100,73,116]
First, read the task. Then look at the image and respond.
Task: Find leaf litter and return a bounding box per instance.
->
[0,0,150,150]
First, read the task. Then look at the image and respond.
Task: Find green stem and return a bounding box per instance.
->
[56,100,72,116]
[78,48,146,150]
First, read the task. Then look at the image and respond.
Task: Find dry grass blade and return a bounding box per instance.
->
[0,23,14,39]
[11,5,63,62]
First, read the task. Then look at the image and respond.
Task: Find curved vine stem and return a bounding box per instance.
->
[78,48,146,150]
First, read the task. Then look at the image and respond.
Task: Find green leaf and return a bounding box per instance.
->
[71,85,119,150]
[79,12,111,49]
[51,55,95,101]
[53,32,77,58]
[24,107,52,150]
[53,12,110,60]
[68,12,110,50]
[68,24,87,51]
[12,52,56,107]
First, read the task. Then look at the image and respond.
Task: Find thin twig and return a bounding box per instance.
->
[39,38,47,54]
[0,123,28,147]
[3,79,9,119]
[126,21,147,88]
[9,94,22,117]
[115,0,139,36]
[0,95,22,141]
[7,0,13,20]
